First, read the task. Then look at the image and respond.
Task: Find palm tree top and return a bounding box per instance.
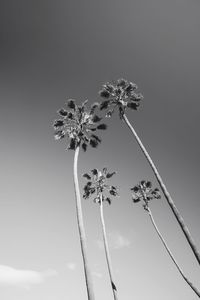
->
[99,78,143,118]
[131,180,161,211]
[53,99,107,152]
[82,168,119,205]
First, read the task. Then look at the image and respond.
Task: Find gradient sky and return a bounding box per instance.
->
[0,0,200,299]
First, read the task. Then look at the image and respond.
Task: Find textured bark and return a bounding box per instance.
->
[73,146,95,300]
[99,195,119,300]
[123,113,200,265]
[147,207,200,297]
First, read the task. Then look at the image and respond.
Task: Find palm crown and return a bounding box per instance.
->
[131,180,161,210]
[99,78,143,118]
[82,168,119,205]
[53,99,107,151]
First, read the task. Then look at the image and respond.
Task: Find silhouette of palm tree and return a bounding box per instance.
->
[131,180,200,298]
[83,167,119,300]
[98,78,200,265]
[54,99,107,300]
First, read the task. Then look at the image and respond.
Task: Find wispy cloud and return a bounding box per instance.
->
[96,231,131,250]
[66,262,76,271]
[0,265,57,289]
[110,232,131,249]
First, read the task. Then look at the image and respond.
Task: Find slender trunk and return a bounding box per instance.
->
[123,113,200,265]
[73,146,95,300]
[99,194,119,300]
[146,207,200,297]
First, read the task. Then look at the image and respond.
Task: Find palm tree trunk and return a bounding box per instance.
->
[73,146,95,300]
[146,206,200,297]
[99,194,119,300]
[122,113,200,265]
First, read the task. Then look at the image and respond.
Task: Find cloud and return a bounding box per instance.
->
[0,265,57,289]
[110,232,131,249]
[66,262,76,271]
[96,232,131,250]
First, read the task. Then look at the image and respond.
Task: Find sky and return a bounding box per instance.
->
[0,0,200,299]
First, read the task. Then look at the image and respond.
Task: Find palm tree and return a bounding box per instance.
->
[131,180,200,298]
[98,78,200,265]
[53,99,107,300]
[82,167,119,300]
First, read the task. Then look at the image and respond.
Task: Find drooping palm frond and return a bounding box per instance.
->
[53,99,107,151]
[82,168,119,204]
[99,79,143,118]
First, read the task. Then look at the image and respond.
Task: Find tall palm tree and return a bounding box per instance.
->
[53,99,107,300]
[131,180,200,298]
[82,167,119,300]
[98,78,200,265]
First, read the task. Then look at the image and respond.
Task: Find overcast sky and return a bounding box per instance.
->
[0,0,200,299]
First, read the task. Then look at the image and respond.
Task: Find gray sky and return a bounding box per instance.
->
[0,0,200,299]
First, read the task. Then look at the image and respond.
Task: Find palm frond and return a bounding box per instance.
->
[140,180,146,187]
[81,99,88,109]
[125,82,138,93]
[105,197,112,205]
[83,192,90,199]
[83,173,91,180]
[92,115,102,123]
[91,134,101,143]
[152,188,161,199]
[67,99,76,109]
[54,130,65,140]
[90,187,96,194]
[89,139,99,148]
[99,89,110,99]
[127,102,139,110]
[91,169,98,175]
[90,102,99,115]
[67,112,74,120]
[117,78,127,87]
[90,127,97,131]
[100,100,110,110]
[132,195,140,203]
[97,124,107,130]
[109,189,117,196]
[106,172,116,179]
[82,142,87,152]
[58,108,68,117]
[103,167,107,174]
[131,186,139,193]
[68,138,76,150]
[53,120,65,128]
[132,93,143,101]
[146,181,152,188]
